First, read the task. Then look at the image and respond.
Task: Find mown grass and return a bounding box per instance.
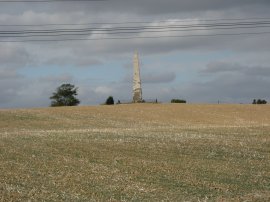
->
[0,104,270,201]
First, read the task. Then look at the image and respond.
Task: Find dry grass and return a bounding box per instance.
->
[0,104,270,201]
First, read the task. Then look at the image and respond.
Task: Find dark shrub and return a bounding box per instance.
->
[105,96,114,105]
[171,99,186,103]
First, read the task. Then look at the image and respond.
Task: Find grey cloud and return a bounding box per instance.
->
[76,58,102,67]
[0,44,33,68]
[22,0,270,16]
[1,3,270,63]
[202,61,270,77]
[0,68,23,80]
[118,0,270,15]
[39,74,74,83]
[45,56,102,67]
[0,70,26,106]
[181,73,270,103]
[201,62,244,74]
[142,72,176,83]
[51,26,270,58]
[246,66,270,76]
[2,1,269,23]
[1,1,270,27]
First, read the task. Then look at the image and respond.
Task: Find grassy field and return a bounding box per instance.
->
[0,104,270,201]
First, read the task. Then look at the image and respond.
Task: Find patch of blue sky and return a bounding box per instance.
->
[17,65,64,79]
[18,59,126,84]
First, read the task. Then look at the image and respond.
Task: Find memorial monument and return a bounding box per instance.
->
[133,51,143,102]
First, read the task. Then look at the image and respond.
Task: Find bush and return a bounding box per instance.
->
[252,99,267,104]
[105,96,114,105]
[171,99,186,103]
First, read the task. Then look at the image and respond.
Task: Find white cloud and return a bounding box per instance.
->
[94,86,113,95]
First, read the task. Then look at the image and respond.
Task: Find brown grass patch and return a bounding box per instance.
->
[0,104,270,201]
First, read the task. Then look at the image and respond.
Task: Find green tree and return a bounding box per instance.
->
[171,99,186,103]
[105,96,114,105]
[50,84,80,107]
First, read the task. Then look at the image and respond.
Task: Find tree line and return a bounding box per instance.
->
[252,99,267,104]
[49,83,267,107]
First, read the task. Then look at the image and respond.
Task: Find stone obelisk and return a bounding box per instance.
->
[133,51,143,103]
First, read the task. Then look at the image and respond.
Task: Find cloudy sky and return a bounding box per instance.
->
[0,0,270,108]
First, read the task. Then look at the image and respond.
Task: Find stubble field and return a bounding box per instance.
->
[0,104,270,201]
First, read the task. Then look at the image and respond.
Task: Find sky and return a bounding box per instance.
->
[0,0,270,108]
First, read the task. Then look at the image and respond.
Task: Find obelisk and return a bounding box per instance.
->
[133,51,143,103]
